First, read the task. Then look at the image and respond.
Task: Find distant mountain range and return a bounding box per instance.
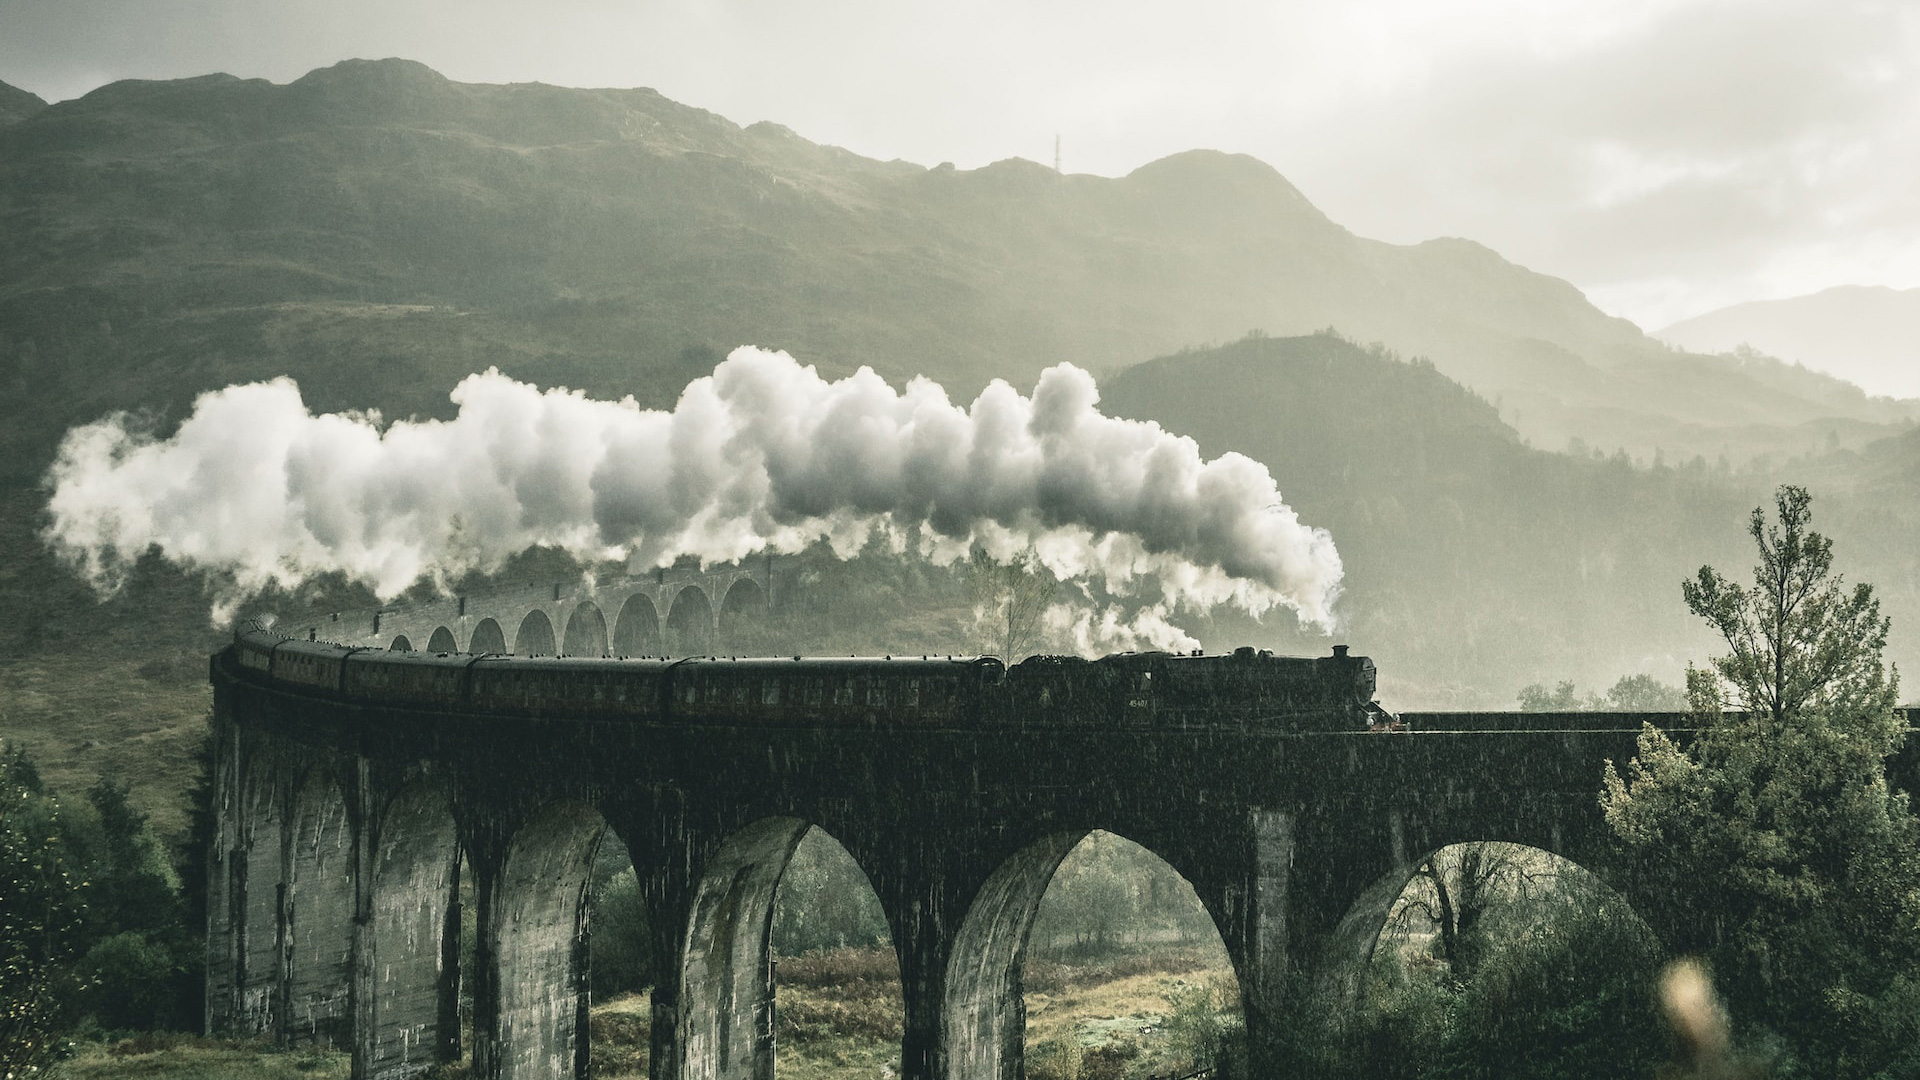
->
[2,57,1915,489]
[1660,286,1920,401]
[2,59,1916,718]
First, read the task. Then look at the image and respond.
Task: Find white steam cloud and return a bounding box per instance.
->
[43,348,1343,636]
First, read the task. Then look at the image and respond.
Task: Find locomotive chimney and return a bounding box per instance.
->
[1333,644,1349,658]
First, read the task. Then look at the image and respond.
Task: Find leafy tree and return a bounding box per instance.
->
[1518,675,1686,712]
[63,776,195,1031]
[1516,681,1597,711]
[1679,485,1896,725]
[2,746,205,1044]
[1036,835,1137,953]
[772,828,889,956]
[1347,846,1665,1080]
[75,777,180,942]
[1,743,85,1075]
[589,868,653,997]
[1422,904,1664,1080]
[1602,485,1920,1077]
[75,931,181,1032]
[1603,673,1687,711]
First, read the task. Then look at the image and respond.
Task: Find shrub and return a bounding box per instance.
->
[79,931,183,1031]
[774,946,900,989]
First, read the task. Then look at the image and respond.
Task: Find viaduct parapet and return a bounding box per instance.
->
[207,625,1920,1080]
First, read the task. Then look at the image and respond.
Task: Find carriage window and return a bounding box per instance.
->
[906,679,920,707]
[804,680,823,706]
[734,684,749,704]
[763,681,780,705]
[867,683,887,706]
[834,681,854,706]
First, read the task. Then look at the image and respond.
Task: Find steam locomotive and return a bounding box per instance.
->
[230,624,1388,731]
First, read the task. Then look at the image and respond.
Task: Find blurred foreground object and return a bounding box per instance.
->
[1658,959,1760,1080]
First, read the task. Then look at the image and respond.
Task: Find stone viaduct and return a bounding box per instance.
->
[207,617,1920,1080]
[281,559,777,659]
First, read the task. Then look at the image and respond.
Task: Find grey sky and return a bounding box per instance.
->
[2,0,1915,332]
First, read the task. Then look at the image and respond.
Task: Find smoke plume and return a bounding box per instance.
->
[43,348,1343,632]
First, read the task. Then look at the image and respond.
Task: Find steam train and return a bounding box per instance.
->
[230,623,1389,731]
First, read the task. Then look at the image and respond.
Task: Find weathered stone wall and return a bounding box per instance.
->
[210,642,1919,1080]
[489,801,605,1080]
[286,768,354,1047]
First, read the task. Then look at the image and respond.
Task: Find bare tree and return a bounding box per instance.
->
[967,548,1058,662]
[1383,842,1564,982]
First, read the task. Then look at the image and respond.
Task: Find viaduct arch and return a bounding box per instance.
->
[204,626,1882,1080]
[286,561,775,659]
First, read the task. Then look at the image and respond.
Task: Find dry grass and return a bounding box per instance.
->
[1025,945,1218,996]
[774,948,906,1077]
[777,983,904,1045]
[581,950,910,1080]
[40,950,1229,1080]
[776,947,902,989]
[583,947,1234,1080]
[52,1034,347,1079]
[1024,948,1239,1080]
[587,993,653,1079]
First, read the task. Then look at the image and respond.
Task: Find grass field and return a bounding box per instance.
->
[40,946,1236,1080]
[0,651,211,841]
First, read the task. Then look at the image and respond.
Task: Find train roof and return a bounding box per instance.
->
[1080,646,1368,669]
[236,623,1361,678]
[234,626,1001,673]
[466,655,681,675]
[669,654,1003,674]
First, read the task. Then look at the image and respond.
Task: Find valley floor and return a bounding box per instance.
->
[46,946,1237,1080]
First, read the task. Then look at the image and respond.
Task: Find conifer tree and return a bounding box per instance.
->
[1602,486,1920,1076]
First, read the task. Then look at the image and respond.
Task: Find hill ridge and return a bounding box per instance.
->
[0,78,47,125]
[1659,285,1920,400]
[1,56,1913,487]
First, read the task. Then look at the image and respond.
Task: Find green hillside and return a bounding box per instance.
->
[2,59,1913,489]
[1100,333,1919,704]
[0,79,46,125]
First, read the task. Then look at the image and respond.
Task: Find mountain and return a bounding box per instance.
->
[1098,333,1920,705]
[1103,334,1737,702]
[1659,286,1920,400]
[2,58,1914,490]
[0,79,46,126]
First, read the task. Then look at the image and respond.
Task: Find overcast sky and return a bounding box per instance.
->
[3,0,1916,332]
